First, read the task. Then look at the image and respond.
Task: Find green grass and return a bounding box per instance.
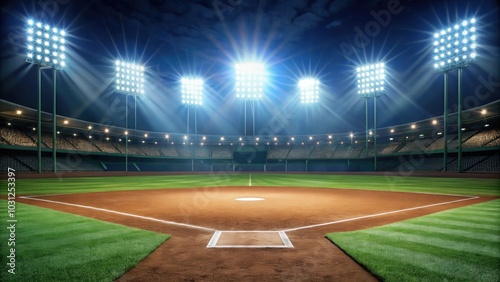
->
[327,199,500,282]
[1,173,499,196]
[0,201,170,282]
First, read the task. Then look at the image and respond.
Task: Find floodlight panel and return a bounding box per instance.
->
[181,77,204,105]
[299,78,320,104]
[433,18,477,72]
[235,62,265,100]
[356,63,385,96]
[115,60,145,95]
[26,19,66,69]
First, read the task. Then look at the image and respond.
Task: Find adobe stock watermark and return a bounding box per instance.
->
[339,0,412,59]
[6,168,17,275]
[384,72,499,187]
[212,0,243,22]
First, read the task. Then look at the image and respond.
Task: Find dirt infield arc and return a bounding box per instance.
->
[19,186,490,281]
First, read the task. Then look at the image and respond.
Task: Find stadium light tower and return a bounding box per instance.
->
[432,18,477,173]
[181,77,204,134]
[115,60,145,173]
[235,62,265,136]
[356,62,385,171]
[298,78,320,104]
[26,19,67,173]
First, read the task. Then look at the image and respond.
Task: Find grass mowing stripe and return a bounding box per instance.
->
[327,199,500,281]
[332,236,496,281]
[3,174,499,197]
[421,214,500,224]
[392,222,500,242]
[363,229,500,258]
[0,201,170,282]
[409,220,500,234]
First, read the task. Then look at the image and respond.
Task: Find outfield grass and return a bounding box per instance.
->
[1,173,499,196]
[327,199,500,282]
[0,201,170,282]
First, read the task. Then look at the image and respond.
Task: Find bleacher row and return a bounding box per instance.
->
[0,127,232,159]
[1,126,499,160]
[268,129,500,160]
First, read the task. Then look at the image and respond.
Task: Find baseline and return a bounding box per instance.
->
[284,196,479,232]
[20,196,215,232]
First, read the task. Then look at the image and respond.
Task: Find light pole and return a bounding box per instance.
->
[432,18,477,172]
[235,62,265,136]
[115,60,145,174]
[356,62,386,172]
[26,19,67,173]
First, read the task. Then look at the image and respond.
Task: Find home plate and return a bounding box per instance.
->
[207,231,294,248]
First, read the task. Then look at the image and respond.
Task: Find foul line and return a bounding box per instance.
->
[20,196,215,232]
[249,174,252,187]
[284,196,479,232]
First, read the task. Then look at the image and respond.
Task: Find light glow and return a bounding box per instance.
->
[298,78,320,104]
[26,19,66,69]
[432,18,477,71]
[356,63,385,96]
[235,62,265,99]
[181,77,204,105]
[115,60,145,95]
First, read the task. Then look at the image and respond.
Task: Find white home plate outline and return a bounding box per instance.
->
[206,230,294,248]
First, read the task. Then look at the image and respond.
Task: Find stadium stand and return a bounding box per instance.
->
[0,127,36,147]
[139,144,161,156]
[333,144,352,158]
[192,146,210,158]
[287,145,312,159]
[463,129,500,148]
[176,145,193,158]
[309,144,336,159]
[66,136,98,152]
[379,142,403,155]
[398,138,434,153]
[210,146,232,159]
[158,145,179,157]
[1,114,498,173]
[92,139,120,153]
[267,145,290,159]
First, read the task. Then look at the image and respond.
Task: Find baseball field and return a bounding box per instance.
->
[1,173,499,281]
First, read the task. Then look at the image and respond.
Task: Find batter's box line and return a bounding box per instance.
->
[207,230,294,249]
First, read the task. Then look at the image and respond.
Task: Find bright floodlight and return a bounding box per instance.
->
[115,60,145,95]
[26,19,67,69]
[433,18,477,72]
[299,78,320,104]
[181,77,203,105]
[235,62,265,99]
[356,63,385,97]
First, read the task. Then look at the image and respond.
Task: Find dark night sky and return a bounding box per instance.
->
[1,0,499,136]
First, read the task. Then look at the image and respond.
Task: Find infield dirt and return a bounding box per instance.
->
[19,186,493,281]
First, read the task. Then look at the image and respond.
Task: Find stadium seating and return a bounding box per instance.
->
[0,124,498,173]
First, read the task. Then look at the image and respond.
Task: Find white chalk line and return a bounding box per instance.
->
[283,196,479,232]
[19,196,215,232]
[249,174,252,187]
